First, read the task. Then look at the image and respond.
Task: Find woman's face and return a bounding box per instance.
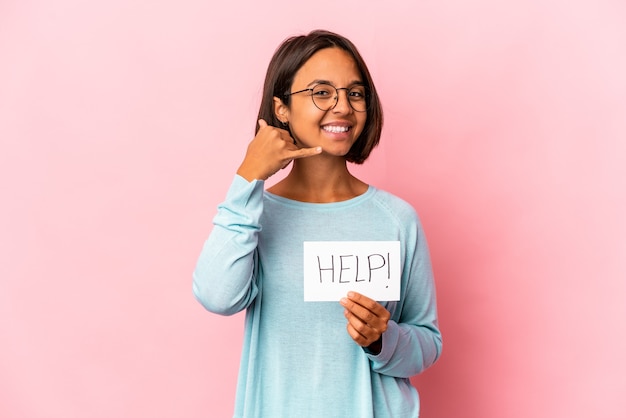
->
[275,47,367,157]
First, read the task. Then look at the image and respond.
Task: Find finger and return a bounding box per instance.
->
[344,308,374,335]
[342,299,377,324]
[346,322,369,347]
[341,292,381,318]
[345,314,379,346]
[341,294,389,331]
[258,119,268,129]
[346,291,389,317]
[289,146,322,160]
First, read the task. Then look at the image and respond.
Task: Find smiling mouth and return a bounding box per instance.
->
[322,125,351,133]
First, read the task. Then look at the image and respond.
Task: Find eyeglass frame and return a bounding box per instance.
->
[283,83,370,112]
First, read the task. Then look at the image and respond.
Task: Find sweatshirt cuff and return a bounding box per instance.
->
[364,320,399,363]
[222,175,265,209]
[212,175,265,229]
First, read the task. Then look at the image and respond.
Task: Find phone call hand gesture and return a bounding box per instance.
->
[236,119,322,181]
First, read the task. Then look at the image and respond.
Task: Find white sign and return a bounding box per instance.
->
[303,241,401,302]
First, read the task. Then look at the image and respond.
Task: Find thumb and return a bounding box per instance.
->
[292,146,323,160]
[258,119,268,129]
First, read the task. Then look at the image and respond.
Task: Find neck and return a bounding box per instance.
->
[268,155,367,203]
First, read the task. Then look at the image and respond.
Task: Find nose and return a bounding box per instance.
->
[332,88,353,113]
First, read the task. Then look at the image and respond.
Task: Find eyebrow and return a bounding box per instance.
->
[306,79,365,88]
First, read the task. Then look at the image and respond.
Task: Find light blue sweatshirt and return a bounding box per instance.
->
[193,175,442,418]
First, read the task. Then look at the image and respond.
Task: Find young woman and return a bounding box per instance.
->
[193,30,442,418]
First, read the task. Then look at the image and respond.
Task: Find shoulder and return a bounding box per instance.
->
[370,187,420,224]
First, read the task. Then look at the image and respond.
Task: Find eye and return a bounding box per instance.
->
[349,87,366,100]
[312,85,333,98]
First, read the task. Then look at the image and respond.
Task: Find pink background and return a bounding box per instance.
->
[2,1,625,417]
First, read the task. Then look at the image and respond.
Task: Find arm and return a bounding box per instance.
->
[193,120,321,315]
[367,216,442,378]
[341,214,442,378]
[192,175,264,316]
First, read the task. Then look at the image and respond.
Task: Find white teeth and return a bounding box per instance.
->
[323,125,349,133]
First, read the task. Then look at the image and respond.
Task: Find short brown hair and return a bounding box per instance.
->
[256,30,383,164]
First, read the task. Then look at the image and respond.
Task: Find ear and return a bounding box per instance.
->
[273,96,289,124]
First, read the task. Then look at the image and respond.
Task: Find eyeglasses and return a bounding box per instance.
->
[284,83,369,112]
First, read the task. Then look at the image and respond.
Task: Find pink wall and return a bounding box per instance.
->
[1,1,625,417]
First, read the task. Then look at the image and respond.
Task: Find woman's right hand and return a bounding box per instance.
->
[236,119,322,181]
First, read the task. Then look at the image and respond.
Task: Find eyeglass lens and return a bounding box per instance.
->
[310,84,368,112]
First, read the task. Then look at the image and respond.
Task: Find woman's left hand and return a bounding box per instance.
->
[340,292,391,354]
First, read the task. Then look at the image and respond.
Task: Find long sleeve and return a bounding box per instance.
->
[192,175,265,316]
[365,210,443,378]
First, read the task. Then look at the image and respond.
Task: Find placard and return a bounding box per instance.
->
[303,241,401,302]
